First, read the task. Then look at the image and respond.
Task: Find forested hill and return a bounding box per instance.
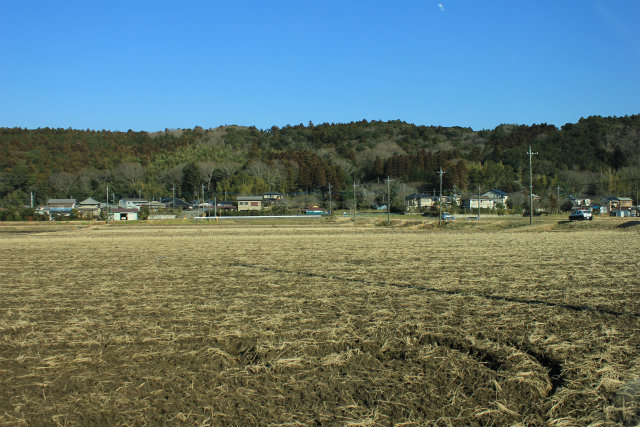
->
[1,115,639,207]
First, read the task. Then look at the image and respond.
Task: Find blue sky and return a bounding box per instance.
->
[1,0,639,131]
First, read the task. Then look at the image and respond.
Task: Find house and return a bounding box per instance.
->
[610,209,632,218]
[405,193,437,210]
[483,189,509,207]
[263,192,285,201]
[112,208,138,221]
[47,199,77,216]
[591,204,608,215]
[569,195,591,208]
[465,196,495,210]
[446,194,462,207]
[119,198,148,210]
[145,200,166,211]
[77,197,101,218]
[303,205,324,215]
[216,201,236,211]
[602,196,633,211]
[237,196,263,211]
[160,198,192,209]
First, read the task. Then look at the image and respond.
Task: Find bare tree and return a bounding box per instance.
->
[264,162,286,191]
[114,162,146,188]
[77,168,111,195]
[334,158,357,180]
[218,161,240,179]
[198,161,217,191]
[246,160,268,177]
[48,172,76,197]
[160,164,184,190]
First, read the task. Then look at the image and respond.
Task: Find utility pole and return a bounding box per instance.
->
[437,168,445,226]
[556,185,561,213]
[172,186,175,211]
[527,145,538,225]
[201,184,205,217]
[328,182,332,215]
[477,186,481,220]
[353,181,358,222]
[106,185,109,223]
[386,176,394,225]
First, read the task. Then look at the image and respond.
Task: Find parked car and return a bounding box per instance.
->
[441,212,455,222]
[569,209,592,221]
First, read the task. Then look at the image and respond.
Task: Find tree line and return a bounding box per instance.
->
[1,115,639,209]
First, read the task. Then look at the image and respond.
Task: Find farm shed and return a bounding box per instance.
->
[112,208,138,221]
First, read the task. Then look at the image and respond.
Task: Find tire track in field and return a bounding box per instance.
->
[230,262,637,318]
[230,261,566,397]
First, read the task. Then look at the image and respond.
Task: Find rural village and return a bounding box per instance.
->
[39,190,638,221]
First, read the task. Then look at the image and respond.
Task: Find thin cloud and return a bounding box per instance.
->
[437,3,445,12]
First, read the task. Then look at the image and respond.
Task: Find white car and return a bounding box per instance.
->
[569,209,592,221]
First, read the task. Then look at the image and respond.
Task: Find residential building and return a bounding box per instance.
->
[77,197,101,218]
[405,193,437,210]
[568,195,591,208]
[47,199,77,216]
[465,196,495,210]
[119,198,148,210]
[237,196,263,211]
[483,189,509,207]
[263,192,285,201]
[602,196,633,211]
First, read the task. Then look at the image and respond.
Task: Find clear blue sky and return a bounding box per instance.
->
[1,0,639,132]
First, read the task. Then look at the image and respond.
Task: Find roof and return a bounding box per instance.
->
[159,198,191,207]
[79,197,100,205]
[48,199,76,204]
[485,189,508,197]
[120,198,147,203]
[237,195,263,201]
[404,193,433,200]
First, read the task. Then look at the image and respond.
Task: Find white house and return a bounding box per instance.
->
[465,196,495,210]
[119,198,148,210]
[569,195,591,208]
[483,189,509,207]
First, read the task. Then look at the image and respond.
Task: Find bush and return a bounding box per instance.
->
[0,207,48,221]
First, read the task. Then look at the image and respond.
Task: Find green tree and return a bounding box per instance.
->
[181,162,201,199]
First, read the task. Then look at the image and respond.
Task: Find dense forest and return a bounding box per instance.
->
[1,114,639,210]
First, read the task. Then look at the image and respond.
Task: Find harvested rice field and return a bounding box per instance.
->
[1,219,639,426]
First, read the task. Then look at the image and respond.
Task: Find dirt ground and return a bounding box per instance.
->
[0,219,639,425]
